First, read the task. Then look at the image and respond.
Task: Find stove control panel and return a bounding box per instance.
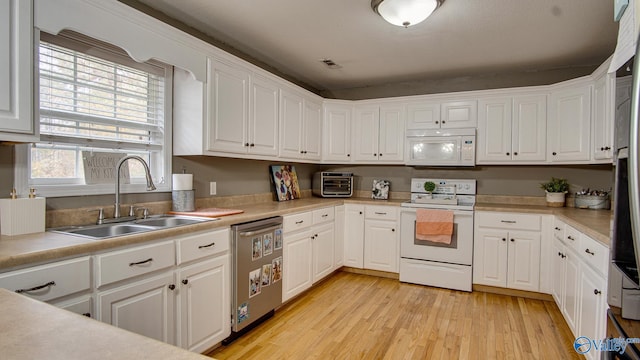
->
[410,178,477,195]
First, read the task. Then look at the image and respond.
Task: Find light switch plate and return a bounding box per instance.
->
[209,182,217,196]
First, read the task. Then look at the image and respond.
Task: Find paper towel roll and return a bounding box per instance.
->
[172,174,193,191]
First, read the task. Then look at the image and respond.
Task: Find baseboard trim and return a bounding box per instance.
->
[473,284,554,301]
[340,266,400,280]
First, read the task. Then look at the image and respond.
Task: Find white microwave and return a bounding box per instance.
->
[405,128,476,166]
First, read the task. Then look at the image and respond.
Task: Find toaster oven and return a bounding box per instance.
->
[313,172,353,198]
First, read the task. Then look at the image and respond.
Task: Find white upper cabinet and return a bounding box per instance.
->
[478,94,546,164]
[249,74,279,156]
[323,102,353,162]
[353,104,404,163]
[279,87,322,161]
[548,82,592,162]
[206,59,250,153]
[406,99,476,129]
[0,0,36,142]
[591,70,614,162]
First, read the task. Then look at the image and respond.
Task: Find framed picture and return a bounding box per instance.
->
[372,179,390,200]
[270,165,301,201]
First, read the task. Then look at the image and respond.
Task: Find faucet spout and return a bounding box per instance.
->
[114,155,156,218]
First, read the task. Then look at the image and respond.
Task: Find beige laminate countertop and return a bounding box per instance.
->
[475,203,612,247]
[0,197,611,271]
[0,288,209,360]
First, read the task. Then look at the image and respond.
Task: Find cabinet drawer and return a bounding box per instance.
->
[552,218,565,242]
[313,207,335,224]
[177,228,230,265]
[0,257,91,302]
[580,234,608,275]
[96,240,175,287]
[365,206,397,221]
[283,212,313,233]
[475,212,541,231]
[564,225,581,252]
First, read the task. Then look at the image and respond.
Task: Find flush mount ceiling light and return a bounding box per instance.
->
[371,0,443,28]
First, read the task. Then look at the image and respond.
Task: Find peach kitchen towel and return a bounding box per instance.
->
[415,209,454,244]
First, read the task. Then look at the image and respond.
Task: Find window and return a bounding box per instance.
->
[16,31,172,197]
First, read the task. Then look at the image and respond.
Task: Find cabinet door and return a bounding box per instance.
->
[378,105,405,162]
[506,231,541,292]
[477,98,512,163]
[578,265,607,360]
[353,105,380,161]
[279,88,304,159]
[441,100,477,128]
[548,85,591,162]
[323,104,352,162]
[207,59,249,153]
[334,205,345,268]
[472,229,508,287]
[406,101,440,129]
[364,219,398,273]
[344,204,365,268]
[0,0,34,139]
[312,223,335,283]
[177,256,230,353]
[303,99,322,160]
[563,250,580,334]
[97,272,175,344]
[513,94,546,162]
[592,73,614,161]
[551,239,565,305]
[249,74,279,156]
[282,229,313,302]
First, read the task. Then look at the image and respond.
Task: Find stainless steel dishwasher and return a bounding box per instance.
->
[225,216,283,343]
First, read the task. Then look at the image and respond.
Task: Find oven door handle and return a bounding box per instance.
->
[403,208,473,217]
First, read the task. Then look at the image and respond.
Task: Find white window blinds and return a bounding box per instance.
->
[38,36,166,151]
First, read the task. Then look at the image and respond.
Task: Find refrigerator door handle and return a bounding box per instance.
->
[630,33,640,278]
[239,224,282,237]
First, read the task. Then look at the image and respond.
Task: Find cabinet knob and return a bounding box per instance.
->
[379,153,382,156]
[554,227,560,231]
[442,120,446,124]
[600,147,604,151]
[300,150,304,154]
[552,152,557,156]
[182,279,189,285]
[347,154,350,157]
[604,146,611,151]
[435,121,439,124]
[250,143,255,147]
[594,289,601,295]
[168,284,176,290]
[373,153,377,156]
[510,238,515,242]
[391,228,395,232]
[245,143,249,147]
[503,238,507,242]
[513,152,518,156]
[506,152,510,156]
[82,313,91,317]
[557,251,562,257]
[359,211,363,215]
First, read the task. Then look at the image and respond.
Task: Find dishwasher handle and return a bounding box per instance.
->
[238,224,282,237]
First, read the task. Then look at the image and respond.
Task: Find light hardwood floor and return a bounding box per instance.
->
[208,272,579,359]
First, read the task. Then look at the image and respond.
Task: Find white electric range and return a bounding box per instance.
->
[399,178,476,292]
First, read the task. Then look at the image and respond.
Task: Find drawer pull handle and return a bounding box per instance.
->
[15,281,56,293]
[554,227,561,231]
[129,258,153,267]
[198,242,216,249]
[295,220,304,224]
[322,214,329,218]
[182,279,189,285]
[168,284,176,290]
[585,248,595,256]
[567,236,575,241]
[375,212,387,215]
[594,289,601,295]
[500,220,516,224]
[82,313,91,317]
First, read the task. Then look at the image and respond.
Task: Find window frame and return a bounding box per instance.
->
[14,31,173,198]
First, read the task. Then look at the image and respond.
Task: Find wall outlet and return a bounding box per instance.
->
[209,181,217,196]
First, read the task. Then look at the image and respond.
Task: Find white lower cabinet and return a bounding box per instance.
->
[550,219,608,358]
[176,255,230,353]
[282,207,336,302]
[473,212,542,292]
[97,271,176,344]
[344,204,399,273]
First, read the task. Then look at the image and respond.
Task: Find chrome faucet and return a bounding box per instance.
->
[114,155,156,218]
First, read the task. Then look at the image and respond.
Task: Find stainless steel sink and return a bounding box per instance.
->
[50,215,218,240]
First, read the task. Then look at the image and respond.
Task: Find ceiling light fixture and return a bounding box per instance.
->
[371,0,443,28]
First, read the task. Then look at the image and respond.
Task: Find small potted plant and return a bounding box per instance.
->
[540,177,570,207]
[423,181,436,199]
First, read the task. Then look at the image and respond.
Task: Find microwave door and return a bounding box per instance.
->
[407,137,461,165]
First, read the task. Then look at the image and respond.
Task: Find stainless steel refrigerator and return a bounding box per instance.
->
[227,216,283,341]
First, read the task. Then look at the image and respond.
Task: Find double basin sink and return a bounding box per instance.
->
[51,215,218,240]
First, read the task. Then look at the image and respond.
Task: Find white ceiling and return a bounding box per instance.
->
[130,0,618,93]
